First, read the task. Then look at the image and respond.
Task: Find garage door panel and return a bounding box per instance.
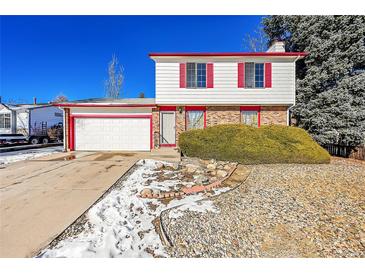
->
[75,118,150,151]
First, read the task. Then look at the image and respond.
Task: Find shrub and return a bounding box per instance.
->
[179,124,330,164]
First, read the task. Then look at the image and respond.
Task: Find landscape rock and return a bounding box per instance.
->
[140,188,152,197]
[155,162,165,170]
[185,164,198,173]
[207,163,217,170]
[216,170,228,178]
[195,175,209,185]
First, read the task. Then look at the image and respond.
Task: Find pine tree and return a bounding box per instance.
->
[263,16,365,146]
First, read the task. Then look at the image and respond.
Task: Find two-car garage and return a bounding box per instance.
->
[58,99,156,152]
[74,116,152,151]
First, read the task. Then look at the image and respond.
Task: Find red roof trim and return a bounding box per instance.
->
[149,52,308,57]
[53,103,156,108]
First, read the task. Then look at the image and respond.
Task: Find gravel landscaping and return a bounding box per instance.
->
[161,158,365,257]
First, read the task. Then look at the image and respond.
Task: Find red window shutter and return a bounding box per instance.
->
[207,63,214,88]
[238,62,245,88]
[265,63,272,88]
[179,63,186,88]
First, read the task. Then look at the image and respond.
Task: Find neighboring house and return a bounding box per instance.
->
[0,102,63,137]
[55,41,307,152]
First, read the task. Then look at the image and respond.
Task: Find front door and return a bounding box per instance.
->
[160,112,175,145]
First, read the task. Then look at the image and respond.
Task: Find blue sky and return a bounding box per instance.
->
[0,15,264,103]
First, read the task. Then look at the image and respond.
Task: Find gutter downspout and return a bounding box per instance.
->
[288,55,301,126]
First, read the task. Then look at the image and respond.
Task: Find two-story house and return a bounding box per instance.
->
[55,41,307,152]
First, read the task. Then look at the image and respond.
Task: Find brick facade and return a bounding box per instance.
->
[260,106,288,126]
[153,105,288,147]
[152,108,160,148]
[206,106,240,126]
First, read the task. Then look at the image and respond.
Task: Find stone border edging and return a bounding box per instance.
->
[140,164,238,199]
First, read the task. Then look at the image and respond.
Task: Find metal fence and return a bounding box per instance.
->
[324,144,365,160]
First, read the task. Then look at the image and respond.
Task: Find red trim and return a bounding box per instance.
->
[69,116,75,151]
[207,63,214,88]
[179,63,186,88]
[71,114,152,119]
[66,109,71,150]
[149,52,308,57]
[238,63,245,88]
[160,144,176,147]
[240,106,261,128]
[53,103,156,108]
[159,106,176,111]
[265,63,272,88]
[69,114,153,151]
[185,106,207,129]
[185,106,206,111]
[150,116,153,149]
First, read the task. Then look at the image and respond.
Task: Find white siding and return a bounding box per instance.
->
[154,57,296,105]
[0,106,13,134]
[16,111,29,135]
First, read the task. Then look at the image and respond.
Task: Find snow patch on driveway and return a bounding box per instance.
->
[0,146,63,165]
[39,159,227,258]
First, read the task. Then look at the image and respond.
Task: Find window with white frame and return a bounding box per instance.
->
[0,113,11,129]
[241,111,258,127]
[186,110,205,130]
[186,63,206,88]
[245,62,264,88]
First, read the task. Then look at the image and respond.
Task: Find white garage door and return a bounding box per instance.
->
[74,117,150,151]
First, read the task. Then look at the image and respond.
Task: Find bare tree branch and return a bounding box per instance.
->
[105,54,124,98]
[243,26,269,52]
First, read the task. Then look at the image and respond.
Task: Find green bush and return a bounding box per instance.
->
[179,124,330,164]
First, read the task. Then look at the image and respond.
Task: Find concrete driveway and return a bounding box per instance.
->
[0,149,179,258]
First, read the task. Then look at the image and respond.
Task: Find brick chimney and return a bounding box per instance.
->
[33,97,37,105]
[267,39,285,52]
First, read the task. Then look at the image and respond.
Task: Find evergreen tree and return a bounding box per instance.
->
[263,16,365,146]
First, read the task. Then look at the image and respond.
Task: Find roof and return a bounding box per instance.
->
[0,103,53,111]
[53,98,156,107]
[149,52,308,57]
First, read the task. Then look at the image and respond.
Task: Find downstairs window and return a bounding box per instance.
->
[241,110,259,127]
[186,110,205,130]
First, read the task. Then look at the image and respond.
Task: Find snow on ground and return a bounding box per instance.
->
[39,159,230,258]
[0,146,63,165]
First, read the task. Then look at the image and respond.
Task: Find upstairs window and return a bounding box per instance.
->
[0,113,11,129]
[186,63,206,88]
[245,62,264,88]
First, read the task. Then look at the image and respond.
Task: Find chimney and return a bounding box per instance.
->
[33,97,37,105]
[267,39,285,52]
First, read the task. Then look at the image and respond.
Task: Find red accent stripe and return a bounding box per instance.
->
[53,103,156,108]
[179,63,186,88]
[70,114,152,118]
[265,63,272,88]
[238,63,245,88]
[160,144,176,147]
[159,106,176,111]
[185,106,206,111]
[240,106,261,128]
[67,109,71,150]
[149,52,308,57]
[207,63,214,88]
[150,116,153,149]
[69,116,75,151]
[70,114,153,150]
